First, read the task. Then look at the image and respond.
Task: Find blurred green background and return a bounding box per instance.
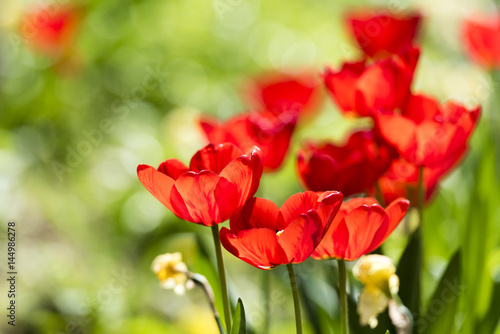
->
[1,0,499,333]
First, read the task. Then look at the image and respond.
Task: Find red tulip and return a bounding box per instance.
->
[243,72,321,120]
[137,143,263,226]
[375,94,480,167]
[346,10,422,58]
[463,13,500,68]
[220,191,343,269]
[22,5,81,57]
[373,148,466,206]
[200,111,296,172]
[297,130,397,197]
[312,197,409,261]
[324,46,420,117]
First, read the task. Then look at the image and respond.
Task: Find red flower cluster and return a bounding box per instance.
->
[311,10,481,206]
[137,8,482,275]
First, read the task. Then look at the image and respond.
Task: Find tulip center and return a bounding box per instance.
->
[276,229,284,236]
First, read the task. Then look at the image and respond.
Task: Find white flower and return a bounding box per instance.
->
[358,284,389,328]
[353,254,400,328]
[151,252,193,295]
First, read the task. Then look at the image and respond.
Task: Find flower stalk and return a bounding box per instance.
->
[188,272,225,334]
[417,165,424,225]
[338,259,349,334]
[287,264,303,334]
[211,224,232,332]
[262,271,271,334]
[151,252,224,333]
[373,180,385,207]
[410,165,425,322]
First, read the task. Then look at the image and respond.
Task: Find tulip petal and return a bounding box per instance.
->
[443,103,480,136]
[414,121,456,166]
[214,177,242,223]
[324,62,367,114]
[170,171,238,226]
[229,198,280,232]
[199,116,219,138]
[335,205,389,260]
[383,198,410,240]
[403,94,441,123]
[316,191,344,232]
[249,74,319,114]
[341,197,379,212]
[297,149,339,192]
[219,147,263,206]
[189,143,243,174]
[311,236,335,260]
[463,15,500,68]
[356,64,396,113]
[137,164,178,215]
[356,47,419,114]
[311,197,381,260]
[347,12,421,57]
[376,114,417,160]
[279,191,320,226]
[297,131,396,197]
[220,227,287,269]
[157,159,189,180]
[248,114,296,171]
[278,211,323,263]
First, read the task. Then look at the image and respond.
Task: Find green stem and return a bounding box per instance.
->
[417,166,424,226]
[338,259,349,334]
[262,271,270,334]
[373,180,385,207]
[287,264,302,334]
[189,272,225,334]
[211,225,231,332]
[408,165,424,324]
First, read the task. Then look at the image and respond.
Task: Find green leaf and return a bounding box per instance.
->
[460,135,498,333]
[396,226,422,327]
[300,280,334,334]
[230,298,247,334]
[420,250,461,334]
[477,280,500,334]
